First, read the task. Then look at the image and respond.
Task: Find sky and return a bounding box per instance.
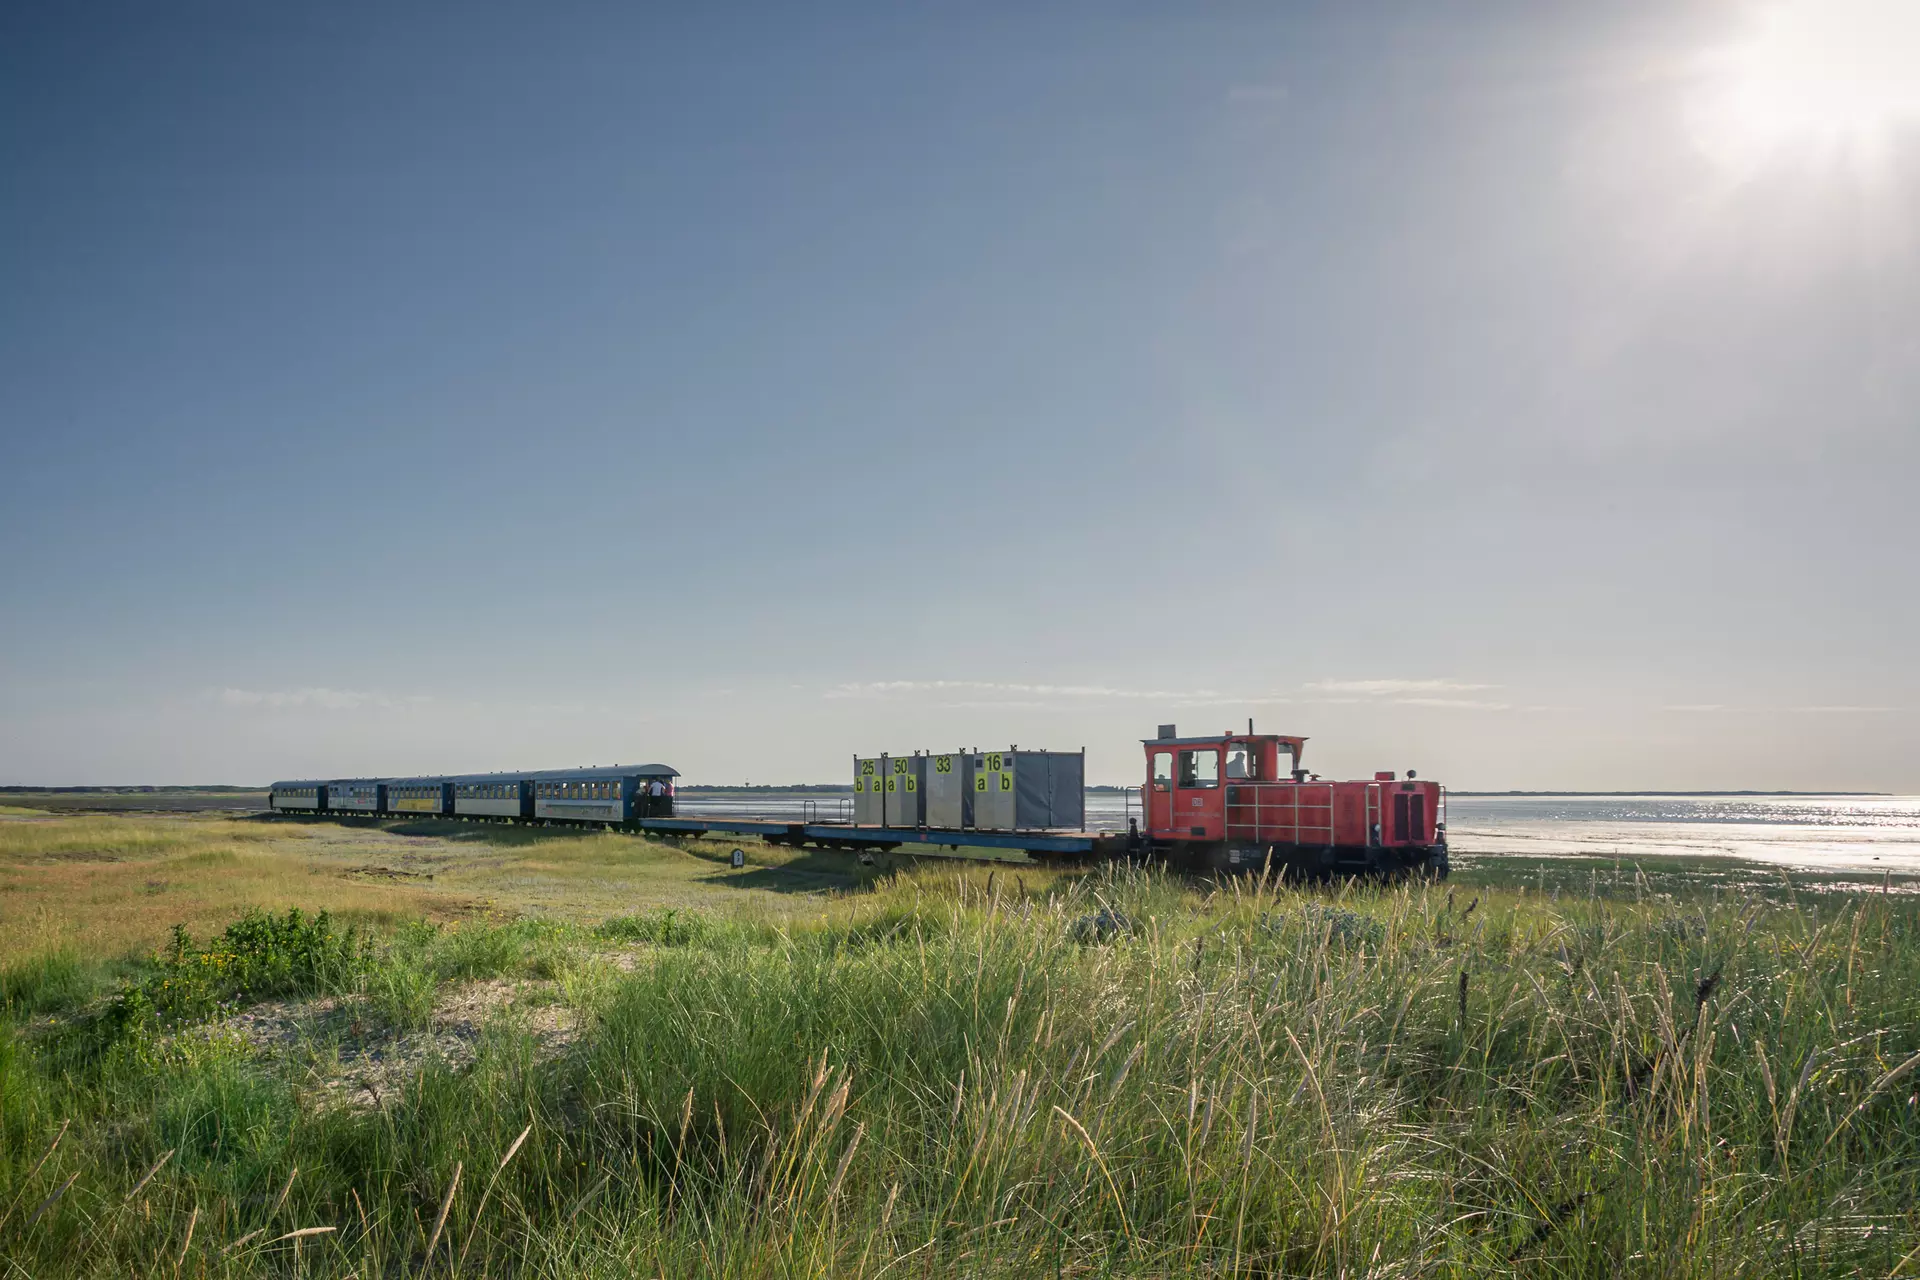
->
[2,0,1917,791]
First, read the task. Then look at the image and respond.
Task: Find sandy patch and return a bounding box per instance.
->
[218,978,578,1110]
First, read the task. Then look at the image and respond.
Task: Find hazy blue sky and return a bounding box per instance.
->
[3,0,1916,789]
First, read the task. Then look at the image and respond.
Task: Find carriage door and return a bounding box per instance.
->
[1147,750,1174,834]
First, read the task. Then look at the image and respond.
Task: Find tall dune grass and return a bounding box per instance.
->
[1,865,1917,1275]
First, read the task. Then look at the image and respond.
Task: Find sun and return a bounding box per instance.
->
[1689,0,1920,173]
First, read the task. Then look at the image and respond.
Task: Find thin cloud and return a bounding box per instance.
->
[1661,704,1895,714]
[832,677,1513,711]
[1790,704,1894,713]
[1304,678,1498,697]
[827,680,1235,702]
[218,687,424,711]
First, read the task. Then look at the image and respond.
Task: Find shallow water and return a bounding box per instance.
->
[680,791,1920,874]
[1441,794,1920,874]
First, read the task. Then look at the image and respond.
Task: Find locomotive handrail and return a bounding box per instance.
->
[1223,781,1336,845]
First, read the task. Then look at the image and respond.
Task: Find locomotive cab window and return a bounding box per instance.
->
[1177,749,1219,789]
[1150,751,1173,793]
[1225,744,1257,780]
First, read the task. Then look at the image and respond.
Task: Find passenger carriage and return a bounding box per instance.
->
[326,779,385,813]
[528,765,678,824]
[451,773,533,820]
[268,781,327,812]
[384,777,453,815]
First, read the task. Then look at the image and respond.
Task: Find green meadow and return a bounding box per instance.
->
[2,811,1918,1276]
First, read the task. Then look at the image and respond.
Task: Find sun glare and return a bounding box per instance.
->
[1690,0,1920,173]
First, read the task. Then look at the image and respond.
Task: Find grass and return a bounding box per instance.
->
[0,791,267,813]
[1,815,1918,1275]
[0,815,459,969]
[0,812,904,969]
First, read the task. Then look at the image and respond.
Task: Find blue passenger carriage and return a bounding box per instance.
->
[529,765,677,824]
[385,777,453,815]
[269,781,327,812]
[327,779,385,813]
[452,773,533,820]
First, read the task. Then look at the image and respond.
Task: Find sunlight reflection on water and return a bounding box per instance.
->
[1446,794,1920,873]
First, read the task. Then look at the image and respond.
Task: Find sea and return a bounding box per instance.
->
[676,792,1920,876]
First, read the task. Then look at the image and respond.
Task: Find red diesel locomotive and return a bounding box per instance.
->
[1140,726,1447,879]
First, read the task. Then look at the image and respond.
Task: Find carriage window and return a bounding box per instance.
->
[1177,749,1219,789]
[1151,752,1173,793]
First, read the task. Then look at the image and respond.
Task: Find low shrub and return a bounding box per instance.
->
[111,908,368,1028]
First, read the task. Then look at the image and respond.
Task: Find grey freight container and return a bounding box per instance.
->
[969,749,1085,830]
[924,751,972,828]
[853,757,885,825]
[881,753,926,827]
